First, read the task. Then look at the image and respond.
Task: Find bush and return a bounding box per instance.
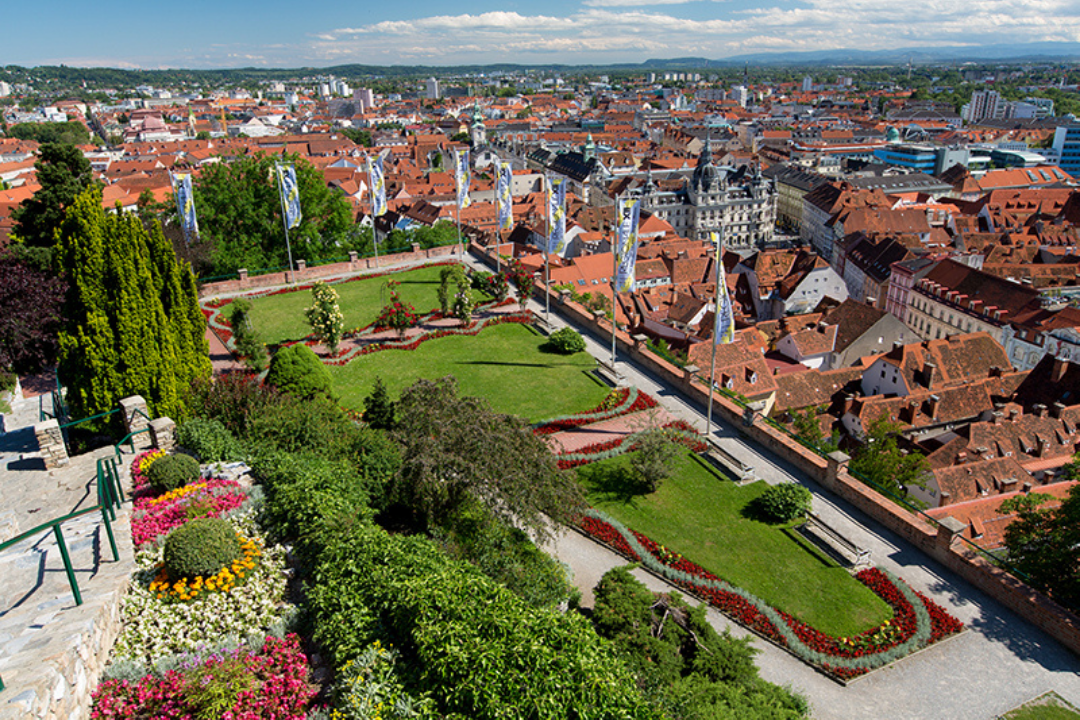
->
[226,300,267,372]
[755,483,813,523]
[630,429,679,493]
[146,453,201,493]
[265,343,334,400]
[163,517,241,580]
[190,375,279,438]
[546,327,586,354]
[176,417,246,463]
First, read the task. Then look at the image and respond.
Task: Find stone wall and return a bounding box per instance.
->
[485,243,1080,657]
[197,244,462,298]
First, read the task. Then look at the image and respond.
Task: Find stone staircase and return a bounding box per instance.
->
[0,388,137,720]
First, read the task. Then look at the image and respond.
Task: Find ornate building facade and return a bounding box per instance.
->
[639,144,777,253]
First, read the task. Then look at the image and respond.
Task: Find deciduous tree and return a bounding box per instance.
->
[0,257,66,374]
[12,142,97,247]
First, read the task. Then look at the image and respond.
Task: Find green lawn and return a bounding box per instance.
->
[330,322,610,423]
[579,451,893,638]
[1003,693,1080,720]
[247,265,451,346]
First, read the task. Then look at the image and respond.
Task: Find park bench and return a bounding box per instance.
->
[703,437,756,484]
[799,512,871,568]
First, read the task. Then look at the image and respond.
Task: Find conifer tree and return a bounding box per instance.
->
[55,188,210,421]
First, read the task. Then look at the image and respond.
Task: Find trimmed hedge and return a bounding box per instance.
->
[146,453,200,493]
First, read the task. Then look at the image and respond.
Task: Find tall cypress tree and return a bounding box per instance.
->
[56,188,210,421]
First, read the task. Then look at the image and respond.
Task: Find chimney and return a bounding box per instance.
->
[1037,436,1049,457]
[992,411,1003,425]
[1009,409,1019,422]
[817,321,828,334]
[1052,401,1066,419]
[1052,358,1069,383]
[988,365,1002,378]
[957,451,967,465]
[922,361,937,389]
[1034,403,1048,418]
[925,394,941,420]
[901,402,917,423]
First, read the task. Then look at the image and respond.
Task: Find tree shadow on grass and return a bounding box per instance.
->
[578,463,648,505]
[459,360,557,369]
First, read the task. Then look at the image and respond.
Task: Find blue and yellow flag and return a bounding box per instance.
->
[276,164,302,229]
[711,232,736,345]
[171,172,198,240]
[368,155,387,217]
[613,197,640,293]
[547,176,567,255]
[455,149,471,210]
[496,160,513,232]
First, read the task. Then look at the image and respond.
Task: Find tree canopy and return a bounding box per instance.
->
[12,142,97,247]
[1001,483,1080,613]
[7,120,91,146]
[849,417,929,499]
[392,376,583,541]
[191,152,355,277]
[0,256,66,374]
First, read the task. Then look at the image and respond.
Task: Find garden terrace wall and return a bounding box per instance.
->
[473,243,1080,658]
[198,244,460,298]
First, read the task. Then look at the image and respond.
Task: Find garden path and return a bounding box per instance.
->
[546,408,675,453]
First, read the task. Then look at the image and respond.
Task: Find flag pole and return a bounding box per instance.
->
[369,159,380,268]
[276,164,296,284]
[610,194,620,368]
[544,174,551,328]
[706,229,722,440]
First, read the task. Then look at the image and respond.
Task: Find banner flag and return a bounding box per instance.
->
[368,155,387,217]
[496,160,513,232]
[613,197,641,293]
[455,149,472,210]
[711,231,736,345]
[172,172,198,239]
[276,164,302,229]
[547,176,567,255]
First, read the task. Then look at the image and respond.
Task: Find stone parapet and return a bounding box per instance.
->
[33,419,68,469]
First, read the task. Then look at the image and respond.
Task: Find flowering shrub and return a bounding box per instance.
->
[577,509,963,680]
[149,533,260,602]
[112,512,292,663]
[305,281,346,354]
[374,280,419,337]
[92,633,315,719]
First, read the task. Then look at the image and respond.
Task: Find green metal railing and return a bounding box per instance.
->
[38,375,69,424]
[0,455,125,693]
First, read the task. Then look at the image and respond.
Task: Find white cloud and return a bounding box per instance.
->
[186,0,1080,66]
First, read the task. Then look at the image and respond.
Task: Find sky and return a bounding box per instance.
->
[7,0,1080,69]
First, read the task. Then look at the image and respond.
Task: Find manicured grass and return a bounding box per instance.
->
[330,322,610,423]
[578,451,893,638]
[1003,693,1080,720]
[247,265,452,346]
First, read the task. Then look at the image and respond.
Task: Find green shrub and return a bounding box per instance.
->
[176,417,245,463]
[163,517,241,580]
[265,343,334,400]
[755,483,813,523]
[226,299,268,372]
[546,327,586,354]
[146,453,201,493]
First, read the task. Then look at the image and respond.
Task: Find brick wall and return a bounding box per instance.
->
[197,244,461,298]
[486,242,1080,656]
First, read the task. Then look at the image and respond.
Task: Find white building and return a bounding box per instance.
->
[426,77,440,100]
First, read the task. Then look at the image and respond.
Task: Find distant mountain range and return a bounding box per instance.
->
[669,42,1080,67]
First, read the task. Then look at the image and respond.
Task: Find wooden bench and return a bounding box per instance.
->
[799,512,871,568]
[595,359,624,385]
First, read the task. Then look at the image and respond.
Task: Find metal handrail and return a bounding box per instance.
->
[0,456,125,692]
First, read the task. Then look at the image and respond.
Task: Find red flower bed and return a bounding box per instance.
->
[92,634,315,719]
[534,389,660,435]
[577,512,963,680]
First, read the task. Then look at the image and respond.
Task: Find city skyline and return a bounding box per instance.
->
[7,0,1080,70]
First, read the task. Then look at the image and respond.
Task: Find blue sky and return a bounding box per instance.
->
[8,0,1080,68]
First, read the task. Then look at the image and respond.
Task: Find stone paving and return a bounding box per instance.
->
[0,389,137,719]
[546,408,675,453]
